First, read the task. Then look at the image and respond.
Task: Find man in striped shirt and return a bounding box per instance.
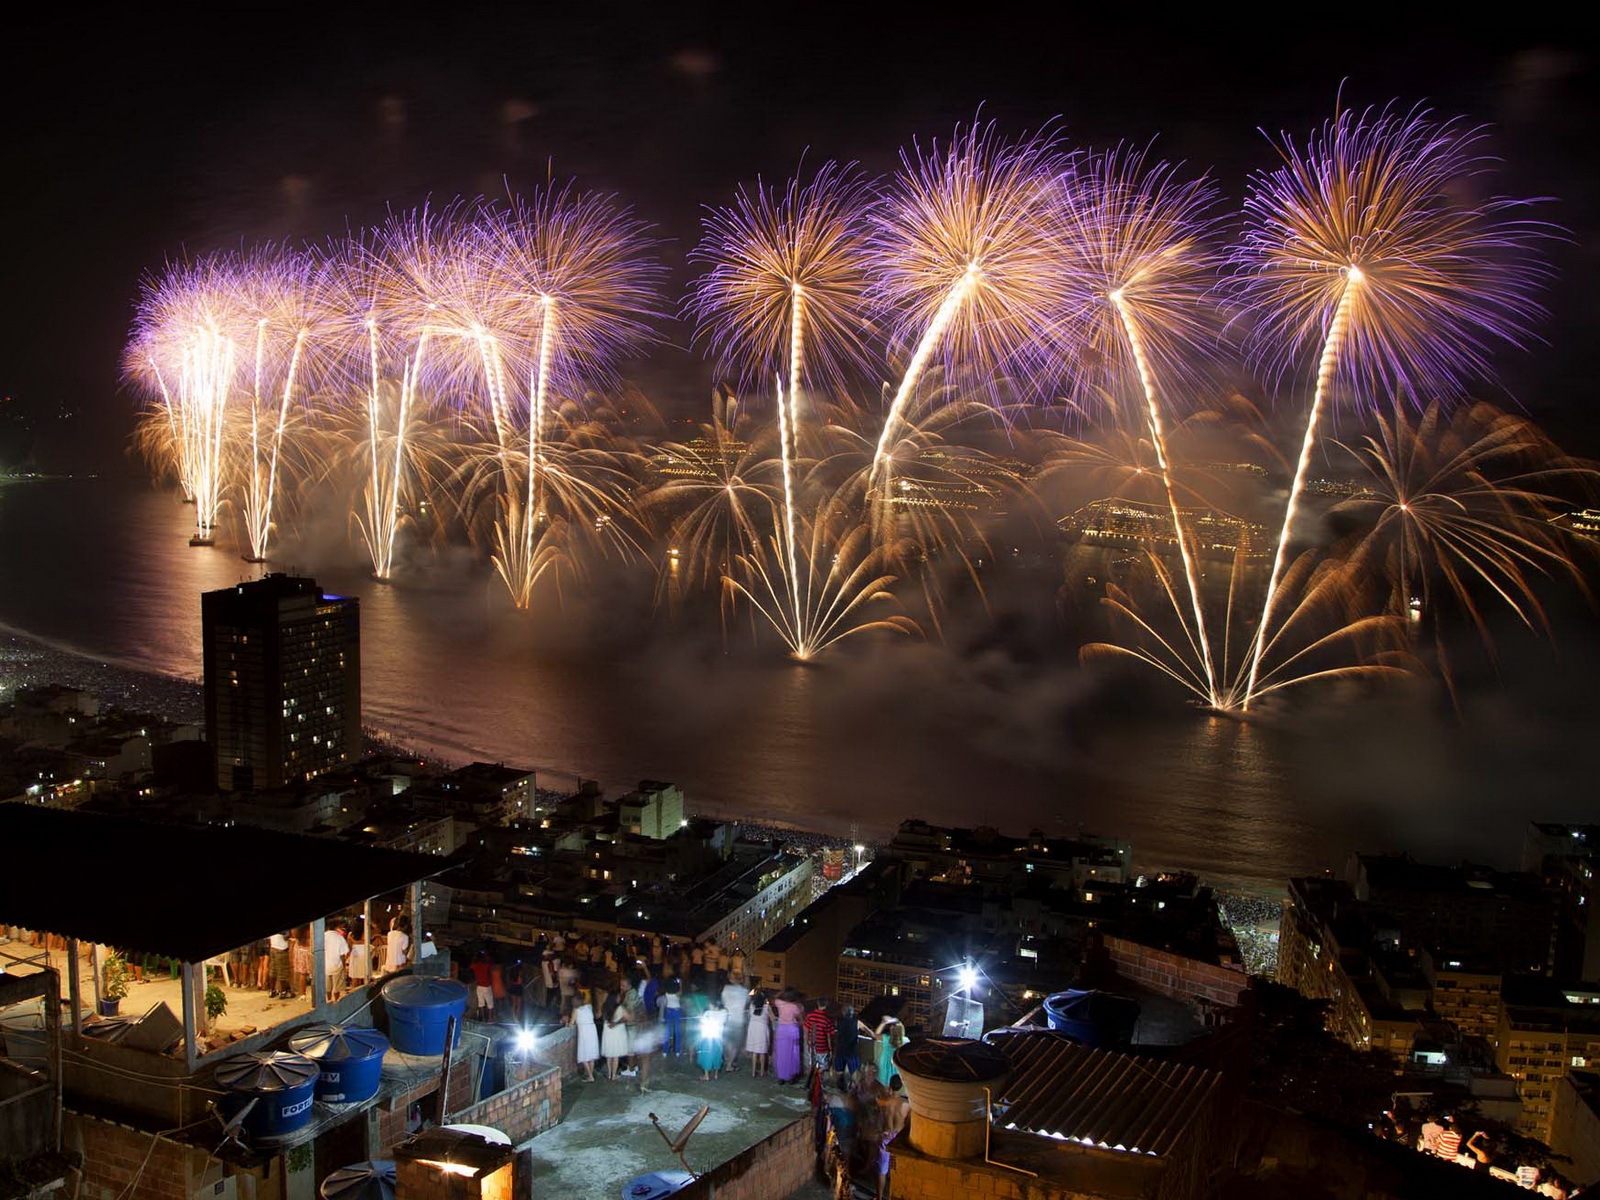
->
[803,1000,835,1076]
[1432,1115,1462,1161]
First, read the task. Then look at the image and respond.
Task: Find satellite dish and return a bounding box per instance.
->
[208,1096,258,1155]
[648,1106,708,1178]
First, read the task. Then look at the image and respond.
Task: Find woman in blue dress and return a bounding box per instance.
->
[697,998,727,1080]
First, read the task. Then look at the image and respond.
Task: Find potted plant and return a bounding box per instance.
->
[99,951,131,1017]
[205,983,228,1027]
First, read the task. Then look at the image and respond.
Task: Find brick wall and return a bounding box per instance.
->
[1102,936,1247,1013]
[890,1152,1078,1200]
[671,1116,813,1200]
[66,1111,219,1200]
[449,1061,562,1145]
[371,1058,476,1153]
[535,1024,577,1080]
[886,1130,1162,1200]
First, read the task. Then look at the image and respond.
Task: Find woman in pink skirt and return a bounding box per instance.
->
[772,987,805,1084]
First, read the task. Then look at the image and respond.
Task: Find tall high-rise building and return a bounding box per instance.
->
[202,574,361,791]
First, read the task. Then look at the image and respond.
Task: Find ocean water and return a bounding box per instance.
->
[3,474,1595,891]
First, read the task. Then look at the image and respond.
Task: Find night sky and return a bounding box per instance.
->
[4,10,1596,466]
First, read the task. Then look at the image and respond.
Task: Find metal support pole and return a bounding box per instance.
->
[311,918,327,1010]
[65,940,80,1035]
[438,1014,458,1121]
[181,962,199,1072]
[410,881,424,972]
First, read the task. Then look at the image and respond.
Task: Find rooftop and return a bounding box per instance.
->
[521,1052,811,1195]
[989,1030,1221,1158]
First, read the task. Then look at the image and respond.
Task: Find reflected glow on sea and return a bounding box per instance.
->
[3,475,1596,891]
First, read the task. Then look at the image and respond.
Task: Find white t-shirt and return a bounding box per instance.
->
[418,938,437,959]
[386,929,410,969]
[269,933,289,951]
[325,929,350,968]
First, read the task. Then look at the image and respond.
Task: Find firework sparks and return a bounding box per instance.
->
[726,479,921,661]
[1235,102,1553,710]
[233,247,321,562]
[1333,400,1595,693]
[1085,544,1412,711]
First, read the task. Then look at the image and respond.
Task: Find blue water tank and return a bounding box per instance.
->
[1041,990,1141,1049]
[381,976,468,1056]
[288,1025,390,1104]
[622,1171,695,1199]
[214,1051,320,1141]
[319,1161,396,1200]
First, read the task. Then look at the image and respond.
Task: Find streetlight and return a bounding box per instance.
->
[853,844,865,873]
[958,960,978,993]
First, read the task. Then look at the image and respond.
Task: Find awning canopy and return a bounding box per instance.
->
[0,805,449,962]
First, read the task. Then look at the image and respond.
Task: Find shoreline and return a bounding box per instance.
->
[0,622,1290,898]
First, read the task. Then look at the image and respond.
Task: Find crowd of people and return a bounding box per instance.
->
[457,931,916,1197]
[1379,1108,1584,1197]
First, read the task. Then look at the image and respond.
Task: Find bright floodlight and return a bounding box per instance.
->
[514,1028,538,1055]
[958,963,979,992]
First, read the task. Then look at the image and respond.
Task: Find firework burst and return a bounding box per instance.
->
[868,120,1075,481]
[646,388,780,597]
[1234,102,1553,709]
[687,160,875,400]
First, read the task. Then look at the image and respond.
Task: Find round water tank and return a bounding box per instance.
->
[288,1025,390,1104]
[214,1051,320,1142]
[1041,989,1140,1049]
[381,976,468,1056]
[893,1038,1009,1161]
[319,1160,396,1200]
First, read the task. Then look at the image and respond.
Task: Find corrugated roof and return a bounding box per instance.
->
[0,805,449,962]
[990,1031,1220,1158]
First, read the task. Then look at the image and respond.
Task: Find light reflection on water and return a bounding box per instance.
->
[3,475,1595,891]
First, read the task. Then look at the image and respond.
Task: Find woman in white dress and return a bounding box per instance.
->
[571,987,599,1082]
[600,989,632,1080]
[745,990,773,1077]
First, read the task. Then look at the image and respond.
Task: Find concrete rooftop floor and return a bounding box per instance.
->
[521,1052,816,1198]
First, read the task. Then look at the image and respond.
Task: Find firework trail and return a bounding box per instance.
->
[1054,144,1226,704]
[319,208,456,580]
[1235,102,1552,710]
[466,187,663,607]
[868,121,1075,489]
[235,247,321,562]
[126,255,244,546]
[689,161,874,650]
